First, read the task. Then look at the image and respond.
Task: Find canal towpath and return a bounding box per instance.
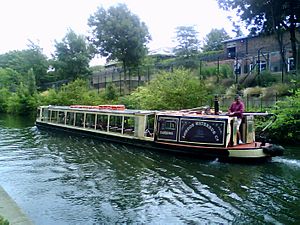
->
[0,185,34,225]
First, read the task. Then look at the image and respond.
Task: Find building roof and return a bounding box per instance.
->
[222,36,249,43]
[149,47,175,56]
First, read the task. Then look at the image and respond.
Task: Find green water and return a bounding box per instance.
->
[0,114,299,224]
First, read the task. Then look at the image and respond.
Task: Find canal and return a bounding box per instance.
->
[0,114,299,224]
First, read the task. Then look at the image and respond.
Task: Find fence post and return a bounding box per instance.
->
[129,69,131,93]
[217,57,220,83]
[199,60,202,78]
[119,72,122,95]
[98,74,100,94]
[246,94,249,111]
[260,94,263,112]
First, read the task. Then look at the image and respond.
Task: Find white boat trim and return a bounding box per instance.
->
[228,148,267,158]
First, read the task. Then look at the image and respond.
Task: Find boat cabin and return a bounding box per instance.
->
[155,111,255,147]
[36,105,157,140]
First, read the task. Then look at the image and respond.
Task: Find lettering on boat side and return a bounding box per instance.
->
[180,119,226,145]
[159,131,175,136]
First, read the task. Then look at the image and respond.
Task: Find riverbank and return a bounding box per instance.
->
[0,186,34,225]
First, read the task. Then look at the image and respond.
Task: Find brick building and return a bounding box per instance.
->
[222,31,300,75]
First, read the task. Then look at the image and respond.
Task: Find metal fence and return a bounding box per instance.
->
[215,94,285,112]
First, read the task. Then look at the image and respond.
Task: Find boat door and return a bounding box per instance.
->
[156,116,179,142]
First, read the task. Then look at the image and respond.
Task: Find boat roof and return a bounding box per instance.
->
[42,105,158,115]
[41,105,232,118]
[157,110,229,118]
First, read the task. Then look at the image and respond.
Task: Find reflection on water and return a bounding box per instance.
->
[0,114,300,224]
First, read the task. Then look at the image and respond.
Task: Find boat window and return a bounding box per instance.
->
[109,115,122,133]
[86,113,96,129]
[37,108,41,120]
[164,121,177,130]
[124,116,135,136]
[50,110,58,123]
[75,113,84,127]
[144,114,155,137]
[41,108,50,122]
[58,111,65,124]
[96,114,108,131]
[66,112,75,126]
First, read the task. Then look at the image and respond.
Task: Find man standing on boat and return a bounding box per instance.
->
[228,95,245,144]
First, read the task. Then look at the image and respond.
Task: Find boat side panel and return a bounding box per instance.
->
[36,121,229,159]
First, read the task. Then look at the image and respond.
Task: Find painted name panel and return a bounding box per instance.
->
[179,119,227,146]
[157,117,179,142]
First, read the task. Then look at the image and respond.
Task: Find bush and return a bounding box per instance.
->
[0,88,10,112]
[259,71,278,87]
[6,83,39,115]
[122,68,209,110]
[0,215,9,225]
[269,89,300,143]
[40,79,105,106]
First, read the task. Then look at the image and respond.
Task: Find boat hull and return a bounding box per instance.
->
[36,121,273,163]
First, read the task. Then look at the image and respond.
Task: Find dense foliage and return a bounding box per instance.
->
[269,89,300,143]
[0,68,38,114]
[0,43,48,86]
[88,4,151,70]
[40,79,105,106]
[0,215,9,225]
[121,68,209,110]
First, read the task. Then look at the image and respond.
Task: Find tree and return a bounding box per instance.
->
[0,68,22,92]
[202,28,231,52]
[0,42,49,87]
[53,29,94,80]
[174,26,200,57]
[88,4,151,71]
[217,0,300,69]
[25,68,37,95]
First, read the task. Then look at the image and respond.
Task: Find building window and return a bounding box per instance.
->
[234,59,241,75]
[227,47,236,59]
[243,64,249,74]
[288,58,295,72]
[249,64,254,74]
[257,60,266,72]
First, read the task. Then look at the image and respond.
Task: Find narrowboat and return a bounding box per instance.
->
[35,104,284,162]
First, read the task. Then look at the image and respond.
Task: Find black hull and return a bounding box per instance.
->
[35,122,269,163]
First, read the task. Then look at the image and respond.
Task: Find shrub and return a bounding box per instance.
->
[40,79,105,106]
[122,68,209,110]
[269,89,300,143]
[0,215,9,225]
[6,83,39,115]
[259,71,278,87]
